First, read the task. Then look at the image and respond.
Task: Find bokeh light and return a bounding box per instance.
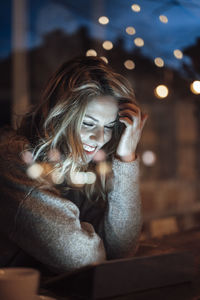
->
[190,80,200,94]
[142,151,156,166]
[126,26,136,35]
[22,150,33,165]
[48,149,61,162]
[86,49,97,56]
[134,37,144,47]
[51,169,64,184]
[154,57,164,67]
[70,171,86,185]
[100,56,108,64]
[85,172,96,184]
[93,149,106,162]
[27,163,43,179]
[131,4,141,12]
[173,49,183,59]
[98,16,109,25]
[159,15,168,23]
[102,41,113,50]
[70,171,96,185]
[124,60,135,70]
[154,85,169,99]
[96,161,112,176]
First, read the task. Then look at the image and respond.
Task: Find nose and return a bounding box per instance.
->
[90,128,104,144]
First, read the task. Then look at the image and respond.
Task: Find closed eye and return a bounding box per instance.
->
[82,122,94,127]
[105,125,114,130]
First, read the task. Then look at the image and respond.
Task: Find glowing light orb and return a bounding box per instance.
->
[154,57,164,67]
[70,171,86,185]
[159,15,168,23]
[102,41,113,50]
[190,80,200,94]
[70,171,96,185]
[126,26,136,35]
[134,37,144,47]
[98,16,109,25]
[86,49,97,57]
[51,169,64,184]
[131,4,141,12]
[173,49,183,59]
[124,60,135,70]
[93,149,106,162]
[154,85,169,99]
[142,151,156,166]
[100,56,108,64]
[85,172,96,184]
[96,161,111,176]
[48,149,61,162]
[22,151,33,165]
[27,163,43,179]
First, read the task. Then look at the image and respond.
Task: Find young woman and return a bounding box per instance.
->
[0,56,147,274]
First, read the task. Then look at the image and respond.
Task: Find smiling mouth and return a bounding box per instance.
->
[83,144,97,154]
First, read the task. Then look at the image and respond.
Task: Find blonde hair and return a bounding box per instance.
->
[18,56,136,201]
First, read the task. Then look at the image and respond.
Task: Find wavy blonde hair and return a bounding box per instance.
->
[18,56,136,201]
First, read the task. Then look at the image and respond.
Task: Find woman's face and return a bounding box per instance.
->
[80,96,118,163]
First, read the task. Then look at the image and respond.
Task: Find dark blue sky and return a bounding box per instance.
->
[1,0,200,73]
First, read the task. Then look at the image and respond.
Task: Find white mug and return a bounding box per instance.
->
[0,267,40,300]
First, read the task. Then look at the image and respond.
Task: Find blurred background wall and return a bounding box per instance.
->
[1,0,200,239]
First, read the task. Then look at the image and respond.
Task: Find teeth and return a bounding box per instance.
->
[83,144,96,152]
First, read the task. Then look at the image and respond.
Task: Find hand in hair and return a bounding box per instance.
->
[116,101,148,162]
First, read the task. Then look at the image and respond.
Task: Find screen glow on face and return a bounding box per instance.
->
[80,96,118,162]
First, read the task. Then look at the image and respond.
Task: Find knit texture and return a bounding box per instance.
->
[0,128,141,273]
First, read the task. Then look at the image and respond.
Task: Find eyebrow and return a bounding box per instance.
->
[85,114,117,125]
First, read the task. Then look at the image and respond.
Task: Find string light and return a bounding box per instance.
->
[134,37,144,47]
[98,16,109,25]
[154,57,164,67]
[96,161,112,176]
[126,26,136,35]
[100,56,108,64]
[190,80,200,94]
[27,163,43,179]
[159,15,168,23]
[173,49,183,59]
[70,171,96,185]
[142,151,156,166]
[102,41,113,50]
[154,85,169,99]
[22,150,33,165]
[93,149,106,162]
[86,49,97,56]
[131,4,141,12]
[51,169,64,184]
[85,172,96,184]
[124,60,135,70]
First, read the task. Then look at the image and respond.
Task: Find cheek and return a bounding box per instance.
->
[80,128,88,141]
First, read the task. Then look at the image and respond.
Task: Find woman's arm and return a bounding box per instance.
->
[95,100,146,258]
[0,135,106,273]
[97,157,141,259]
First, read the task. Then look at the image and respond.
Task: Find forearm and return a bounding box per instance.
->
[102,157,142,258]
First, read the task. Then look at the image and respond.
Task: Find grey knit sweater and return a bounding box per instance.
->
[0,128,141,273]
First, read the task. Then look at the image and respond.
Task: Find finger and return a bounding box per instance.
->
[119,116,133,126]
[119,109,139,118]
[119,102,140,112]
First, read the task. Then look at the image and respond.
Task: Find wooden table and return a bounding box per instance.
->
[41,227,200,300]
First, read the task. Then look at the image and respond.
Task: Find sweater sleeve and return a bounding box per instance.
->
[98,157,142,259]
[0,138,106,273]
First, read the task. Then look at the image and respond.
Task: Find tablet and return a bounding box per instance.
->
[43,251,195,299]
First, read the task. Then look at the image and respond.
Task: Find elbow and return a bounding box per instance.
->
[51,231,106,273]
